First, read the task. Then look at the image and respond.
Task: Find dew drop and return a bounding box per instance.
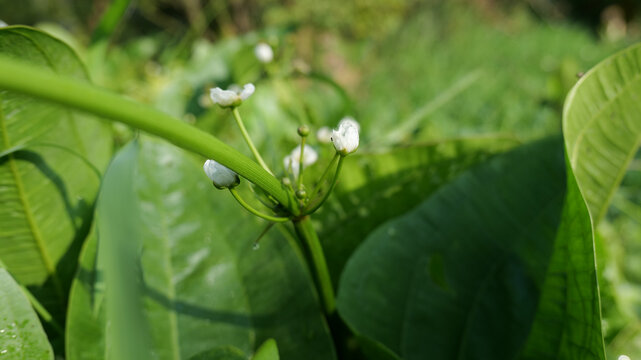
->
[252,243,260,250]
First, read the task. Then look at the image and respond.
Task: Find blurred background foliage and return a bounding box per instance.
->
[2,0,641,358]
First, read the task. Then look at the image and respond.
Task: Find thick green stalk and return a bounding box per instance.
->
[0,56,298,215]
[293,216,335,314]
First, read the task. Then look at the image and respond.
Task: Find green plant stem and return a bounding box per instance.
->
[305,154,344,215]
[229,188,290,222]
[308,152,339,202]
[231,107,273,175]
[297,136,307,189]
[0,56,298,215]
[293,216,335,314]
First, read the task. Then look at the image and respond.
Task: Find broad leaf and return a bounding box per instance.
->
[66,137,335,360]
[564,42,641,225]
[337,137,604,359]
[315,136,519,283]
[0,268,53,359]
[0,26,112,321]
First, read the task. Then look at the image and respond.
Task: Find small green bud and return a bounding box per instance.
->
[282,177,292,187]
[296,188,307,199]
[297,125,310,137]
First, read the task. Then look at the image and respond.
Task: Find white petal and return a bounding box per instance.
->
[332,120,360,155]
[254,42,274,63]
[0,20,7,28]
[210,87,240,107]
[239,83,255,100]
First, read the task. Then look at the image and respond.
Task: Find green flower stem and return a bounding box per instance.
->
[293,216,335,314]
[308,152,339,202]
[305,154,344,215]
[297,136,307,189]
[0,56,298,215]
[229,188,290,223]
[231,107,273,175]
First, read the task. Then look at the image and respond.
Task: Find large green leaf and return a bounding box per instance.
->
[564,42,641,225]
[337,137,604,359]
[66,137,335,360]
[315,136,519,284]
[0,268,53,359]
[0,26,112,321]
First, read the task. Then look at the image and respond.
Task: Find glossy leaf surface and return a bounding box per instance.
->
[66,137,335,360]
[0,268,53,360]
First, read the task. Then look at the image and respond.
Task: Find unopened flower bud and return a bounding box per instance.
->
[332,118,360,155]
[203,159,240,189]
[298,125,310,137]
[295,188,307,199]
[209,83,255,108]
[254,42,274,63]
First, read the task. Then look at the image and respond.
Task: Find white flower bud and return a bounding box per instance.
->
[0,20,7,28]
[316,126,332,144]
[332,118,359,155]
[209,83,255,108]
[203,159,239,189]
[254,42,274,63]
[618,356,631,360]
[283,145,318,178]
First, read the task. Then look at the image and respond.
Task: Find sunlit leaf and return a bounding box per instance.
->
[0,26,112,323]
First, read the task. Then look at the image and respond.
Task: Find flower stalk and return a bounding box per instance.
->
[231,107,273,175]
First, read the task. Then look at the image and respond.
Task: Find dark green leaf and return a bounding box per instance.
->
[315,136,519,284]
[337,137,604,359]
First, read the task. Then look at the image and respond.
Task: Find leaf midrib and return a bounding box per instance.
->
[0,95,63,300]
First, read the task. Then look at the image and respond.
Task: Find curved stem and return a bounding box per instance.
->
[229,188,290,222]
[308,152,339,202]
[293,216,335,314]
[231,107,273,175]
[305,154,344,215]
[0,56,298,215]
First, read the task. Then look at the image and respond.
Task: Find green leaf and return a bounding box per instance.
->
[337,137,604,359]
[252,339,279,360]
[0,268,54,360]
[66,137,336,360]
[563,42,641,225]
[0,26,112,321]
[315,136,519,284]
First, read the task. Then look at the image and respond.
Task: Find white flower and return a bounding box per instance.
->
[209,83,255,108]
[316,126,332,144]
[338,116,360,132]
[0,20,7,28]
[203,159,239,189]
[618,356,631,360]
[283,145,318,178]
[254,42,274,63]
[332,118,359,155]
